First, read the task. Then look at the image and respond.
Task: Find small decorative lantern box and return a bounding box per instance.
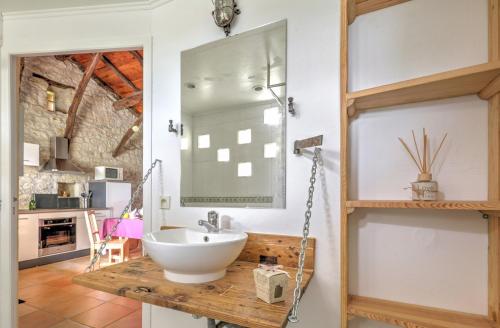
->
[253,264,289,304]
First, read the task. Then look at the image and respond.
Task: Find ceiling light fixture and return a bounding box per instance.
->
[212,0,241,37]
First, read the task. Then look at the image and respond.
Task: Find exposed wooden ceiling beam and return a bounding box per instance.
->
[54,55,72,61]
[101,54,140,92]
[54,55,121,101]
[55,53,142,116]
[64,53,102,139]
[127,108,141,117]
[130,51,143,66]
[32,73,75,90]
[113,91,143,110]
[112,115,143,157]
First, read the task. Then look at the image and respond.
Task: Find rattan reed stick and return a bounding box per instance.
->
[411,130,423,172]
[430,133,448,169]
[399,137,423,172]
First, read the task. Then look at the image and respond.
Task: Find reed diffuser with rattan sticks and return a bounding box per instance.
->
[399,129,447,200]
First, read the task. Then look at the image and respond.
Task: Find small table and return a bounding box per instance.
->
[100,218,144,240]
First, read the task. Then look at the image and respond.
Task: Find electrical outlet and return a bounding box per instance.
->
[160,196,170,209]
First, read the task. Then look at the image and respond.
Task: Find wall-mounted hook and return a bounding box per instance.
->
[168,120,178,135]
[293,135,323,155]
[288,97,296,116]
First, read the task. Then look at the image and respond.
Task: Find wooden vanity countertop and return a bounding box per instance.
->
[73,231,315,328]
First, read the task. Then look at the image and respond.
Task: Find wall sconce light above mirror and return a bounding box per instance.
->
[181,20,287,208]
[212,0,241,37]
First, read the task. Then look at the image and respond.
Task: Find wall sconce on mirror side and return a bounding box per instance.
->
[168,120,183,136]
[288,97,296,116]
[212,0,241,37]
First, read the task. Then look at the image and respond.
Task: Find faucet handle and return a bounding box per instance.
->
[207,210,219,225]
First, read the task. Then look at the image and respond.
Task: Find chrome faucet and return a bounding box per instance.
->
[198,211,220,233]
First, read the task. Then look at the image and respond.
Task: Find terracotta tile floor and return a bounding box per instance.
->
[18,249,142,328]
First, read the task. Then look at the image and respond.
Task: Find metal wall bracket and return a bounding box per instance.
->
[169,120,183,136]
[293,135,323,155]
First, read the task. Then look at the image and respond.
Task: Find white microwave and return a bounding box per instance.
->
[95,166,124,181]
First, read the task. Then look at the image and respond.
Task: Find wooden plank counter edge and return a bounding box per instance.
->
[73,231,316,328]
[74,258,314,328]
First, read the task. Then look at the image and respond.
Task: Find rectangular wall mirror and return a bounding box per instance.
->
[180,20,287,208]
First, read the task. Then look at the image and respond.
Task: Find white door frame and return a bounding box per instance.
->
[0,36,154,328]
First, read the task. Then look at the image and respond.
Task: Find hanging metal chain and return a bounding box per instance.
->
[86,159,162,272]
[288,147,321,323]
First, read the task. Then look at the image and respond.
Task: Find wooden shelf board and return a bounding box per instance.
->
[349,0,410,24]
[347,62,500,112]
[346,200,500,212]
[348,295,494,328]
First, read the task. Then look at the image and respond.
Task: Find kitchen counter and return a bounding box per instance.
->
[74,231,316,328]
[18,208,112,215]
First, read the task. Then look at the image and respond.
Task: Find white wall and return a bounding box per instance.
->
[150,0,339,327]
[0,0,143,13]
[348,0,489,327]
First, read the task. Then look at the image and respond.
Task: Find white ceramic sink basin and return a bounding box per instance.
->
[142,228,248,283]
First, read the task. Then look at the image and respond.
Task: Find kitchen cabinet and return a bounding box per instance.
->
[23,143,39,167]
[18,214,39,261]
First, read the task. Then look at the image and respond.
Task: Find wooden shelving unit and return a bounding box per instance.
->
[348,296,494,328]
[347,62,500,115]
[347,0,411,24]
[340,1,500,327]
[346,200,500,213]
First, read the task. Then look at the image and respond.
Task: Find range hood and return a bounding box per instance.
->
[40,137,84,174]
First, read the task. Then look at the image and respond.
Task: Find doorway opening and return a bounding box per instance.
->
[17,51,144,328]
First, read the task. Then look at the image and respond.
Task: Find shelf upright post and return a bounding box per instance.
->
[488,0,500,325]
[340,0,350,327]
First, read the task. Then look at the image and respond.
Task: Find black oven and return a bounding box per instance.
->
[38,217,77,257]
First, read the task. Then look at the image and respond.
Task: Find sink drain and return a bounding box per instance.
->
[203,236,210,242]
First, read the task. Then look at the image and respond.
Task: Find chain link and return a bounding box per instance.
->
[85,159,162,272]
[288,147,321,323]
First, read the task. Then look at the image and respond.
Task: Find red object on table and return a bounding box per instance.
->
[100,218,144,240]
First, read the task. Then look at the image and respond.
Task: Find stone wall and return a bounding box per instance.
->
[19,56,143,209]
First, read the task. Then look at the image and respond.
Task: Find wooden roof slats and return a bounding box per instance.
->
[70,51,143,112]
[113,91,143,111]
[100,54,140,92]
[130,51,143,65]
[57,50,143,156]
